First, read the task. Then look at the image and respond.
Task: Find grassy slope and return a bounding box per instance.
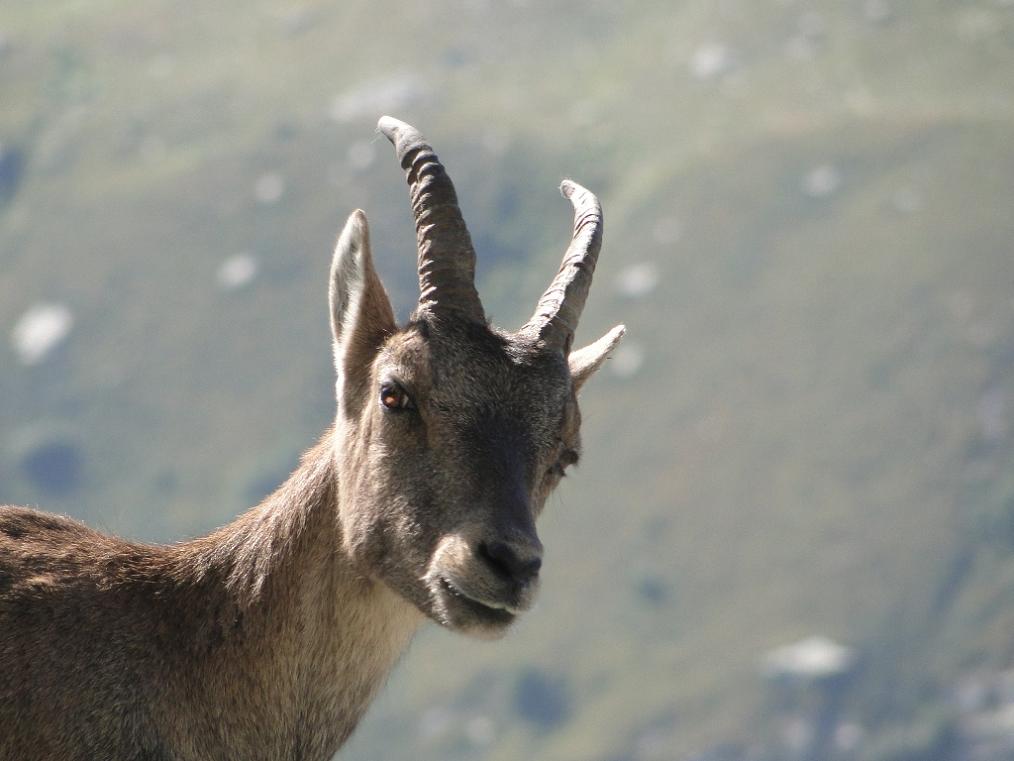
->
[2,2,1014,760]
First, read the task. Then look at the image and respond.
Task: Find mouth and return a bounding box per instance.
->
[437,577,518,630]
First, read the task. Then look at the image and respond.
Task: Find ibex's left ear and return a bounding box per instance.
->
[330,210,396,409]
[569,324,626,391]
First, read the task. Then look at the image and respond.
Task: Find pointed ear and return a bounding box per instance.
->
[569,324,626,391]
[330,210,396,411]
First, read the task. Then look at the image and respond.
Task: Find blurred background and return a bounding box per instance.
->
[2,1,1014,759]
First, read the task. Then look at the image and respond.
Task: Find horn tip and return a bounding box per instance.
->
[377,115,407,143]
[560,178,595,202]
[347,207,368,229]
[377,116,429,157]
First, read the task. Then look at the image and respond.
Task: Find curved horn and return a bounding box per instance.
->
[377,116,484,322]
[521,180,603,353]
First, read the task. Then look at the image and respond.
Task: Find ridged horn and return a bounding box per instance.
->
[377,116,484,323]
[520,179,603,353]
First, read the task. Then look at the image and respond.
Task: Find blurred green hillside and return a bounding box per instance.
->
[3,2,1014,760]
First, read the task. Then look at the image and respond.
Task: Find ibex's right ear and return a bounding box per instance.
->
[329,210,396,410]
[569,324,626,392]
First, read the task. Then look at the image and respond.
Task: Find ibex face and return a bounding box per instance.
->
[330,118,625,637]
[340,317,577,637]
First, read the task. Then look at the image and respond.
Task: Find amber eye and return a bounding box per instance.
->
[380,382,414,411]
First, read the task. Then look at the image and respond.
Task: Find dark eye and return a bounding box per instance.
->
[380,382,415,411]
[548,447,580,478]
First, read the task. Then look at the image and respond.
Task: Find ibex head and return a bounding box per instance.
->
[329,117,624,638]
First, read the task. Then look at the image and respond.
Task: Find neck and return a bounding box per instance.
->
[166,432,421,758]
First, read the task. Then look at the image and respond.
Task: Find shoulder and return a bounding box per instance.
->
[0,505,156,587]
[0,504,96,546]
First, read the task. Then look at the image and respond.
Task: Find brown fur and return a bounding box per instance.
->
[0,122,623,761]
[1,440,418,760]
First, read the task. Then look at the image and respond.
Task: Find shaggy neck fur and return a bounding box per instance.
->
[156,435,421,759]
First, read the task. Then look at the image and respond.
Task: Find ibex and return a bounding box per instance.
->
[0,117,625,761]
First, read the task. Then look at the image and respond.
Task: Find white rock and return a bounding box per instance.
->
[891,186,922,214]
[616,262,659,299]
[690,43,736,81]
[11,303,74,366]
[955,673,992,714]
[995,669,1014,704]
[139,135,167,164]
[146,54,175,79]
[801,164,842,198]
[780,714,814,752]
[762,635,856,680]
[968,321,995,348]
[956,9,1000,41]
[329,74,426,124]
[217,253,259,292]
[346,140,376,172]
[611,343,645,379]
[947,289,975,321]
[275,6,316,35]
[569,99,598,128]
[254,173,285,205]
[417,706,454,742]
[481,128,510,157]
[652,216,682,245]
[864,0,893,24]
[785,35,818,61]
[464,715,495,746]
[833,721,866,752]
[978,388,1008,441]
[797,11,826,38]
[966,704,1014,739]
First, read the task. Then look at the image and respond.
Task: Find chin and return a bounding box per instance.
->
[429,577,522,640]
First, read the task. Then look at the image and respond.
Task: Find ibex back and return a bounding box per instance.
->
[0,117,625,761]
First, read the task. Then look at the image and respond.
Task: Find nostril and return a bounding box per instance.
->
[478,541,542,584]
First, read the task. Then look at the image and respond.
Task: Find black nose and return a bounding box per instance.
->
[478,540,543,585]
